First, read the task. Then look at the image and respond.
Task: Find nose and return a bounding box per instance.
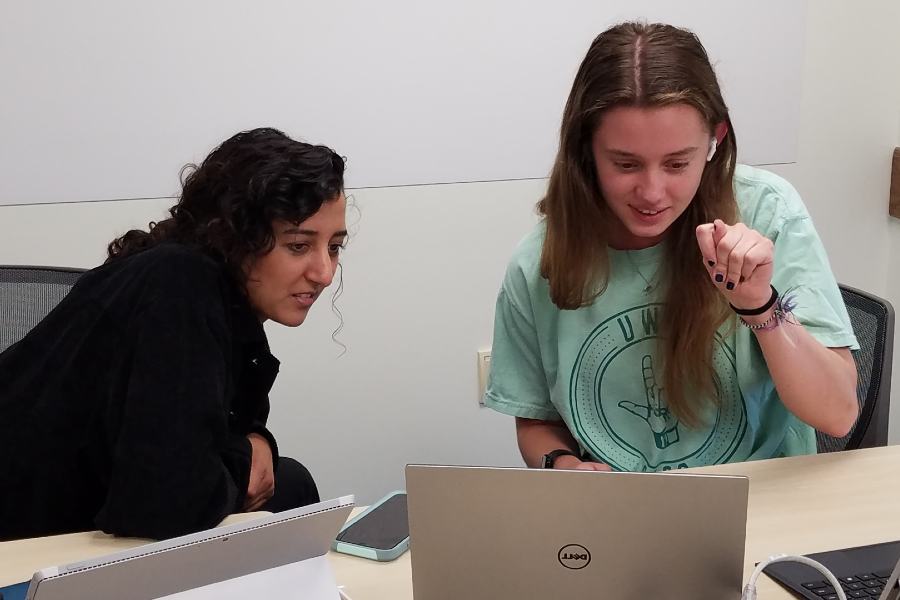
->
[306,247,336,287]
[637,168,666,205]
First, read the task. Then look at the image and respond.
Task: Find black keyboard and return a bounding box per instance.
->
[763,540,900,600]
[800,569,895,599]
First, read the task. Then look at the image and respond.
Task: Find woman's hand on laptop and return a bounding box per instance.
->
[553,455,612,471]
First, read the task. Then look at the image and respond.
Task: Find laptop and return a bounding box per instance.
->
[764,540,900,600]
[8,496,354,600]
[406,465,749,600]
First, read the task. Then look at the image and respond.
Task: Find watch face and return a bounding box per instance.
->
[543,450,574,469]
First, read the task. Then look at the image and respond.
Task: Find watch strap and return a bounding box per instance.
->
[541,449,579,469]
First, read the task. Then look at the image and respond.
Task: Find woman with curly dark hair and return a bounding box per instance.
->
[0,128,347,540]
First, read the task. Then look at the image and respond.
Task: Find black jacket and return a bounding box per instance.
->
[0,243,280,540]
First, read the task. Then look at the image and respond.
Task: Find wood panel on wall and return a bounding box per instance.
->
[891,148,900,219]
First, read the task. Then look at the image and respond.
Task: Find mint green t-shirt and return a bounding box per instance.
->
[485,164,858,471]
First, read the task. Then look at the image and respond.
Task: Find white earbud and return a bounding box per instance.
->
[706,137,717,162]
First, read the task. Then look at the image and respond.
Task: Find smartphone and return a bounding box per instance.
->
[331,490,409,561]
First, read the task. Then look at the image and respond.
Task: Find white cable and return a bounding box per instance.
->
[742,554,847,600]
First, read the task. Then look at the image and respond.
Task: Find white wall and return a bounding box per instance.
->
[0,1,805,204]
[1,1,899,504]
[766,0,900,442]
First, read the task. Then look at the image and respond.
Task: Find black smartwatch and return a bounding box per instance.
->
[541,449,579,469]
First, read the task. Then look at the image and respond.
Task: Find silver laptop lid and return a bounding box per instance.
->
[406,465,748,600]
[26,496,354,600]
[881,558,900,600]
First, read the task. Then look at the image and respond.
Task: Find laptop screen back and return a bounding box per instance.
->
[406,466,749,600]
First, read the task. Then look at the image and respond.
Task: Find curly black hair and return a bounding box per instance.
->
[107,128,345,283]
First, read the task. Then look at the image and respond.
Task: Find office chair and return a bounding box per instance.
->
[0,265,86,353]
[816,284,895,453]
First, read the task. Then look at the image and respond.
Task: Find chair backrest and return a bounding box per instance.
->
[816,284,895,452]
[0,265,86,353]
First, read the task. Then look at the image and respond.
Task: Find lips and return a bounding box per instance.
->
[292,291,319,308]
[632,206,666,216]
[630,205,669,223]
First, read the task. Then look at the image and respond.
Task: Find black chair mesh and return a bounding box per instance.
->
[0,266,85,353]
[815,287,890,453]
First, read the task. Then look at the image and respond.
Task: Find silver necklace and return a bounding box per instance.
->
[625,252,658,294]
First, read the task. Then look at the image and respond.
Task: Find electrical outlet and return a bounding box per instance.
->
[477,349,491,406]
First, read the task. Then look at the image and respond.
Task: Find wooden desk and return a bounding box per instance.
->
[2,446,899,599]
[690,445,900,598]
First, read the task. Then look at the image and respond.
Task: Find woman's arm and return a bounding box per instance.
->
[746,309,857,437]
[697,219,858,437]
[516,418,611,470]
[96,264,254,539]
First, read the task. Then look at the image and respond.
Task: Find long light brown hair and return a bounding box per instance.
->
[539,22,738,426]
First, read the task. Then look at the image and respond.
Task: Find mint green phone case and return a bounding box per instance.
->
[331,490,409,561]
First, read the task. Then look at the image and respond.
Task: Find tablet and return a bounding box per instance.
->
[24,496,354,600]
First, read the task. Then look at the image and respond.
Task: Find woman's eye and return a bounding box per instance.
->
[615,162,638,171]
[328,243,345,256]
[668,161,689,171]
[287,243,309,254]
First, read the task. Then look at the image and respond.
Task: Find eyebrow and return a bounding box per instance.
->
[282,228,348,238]
[607,147,699,158]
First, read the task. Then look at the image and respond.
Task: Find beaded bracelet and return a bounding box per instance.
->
[736,288,798,332]
[739,308,786,331]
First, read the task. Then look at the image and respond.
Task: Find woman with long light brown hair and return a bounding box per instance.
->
[485,22,859,472]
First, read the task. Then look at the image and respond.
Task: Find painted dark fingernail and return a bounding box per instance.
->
[715,273,723,283]
[707,260,715,267]
[726,281,735,291]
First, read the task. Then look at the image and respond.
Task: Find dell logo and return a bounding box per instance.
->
[558,544,591,569]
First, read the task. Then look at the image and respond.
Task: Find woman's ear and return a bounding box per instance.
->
[714,121,729,145]
[707,121,729,162]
